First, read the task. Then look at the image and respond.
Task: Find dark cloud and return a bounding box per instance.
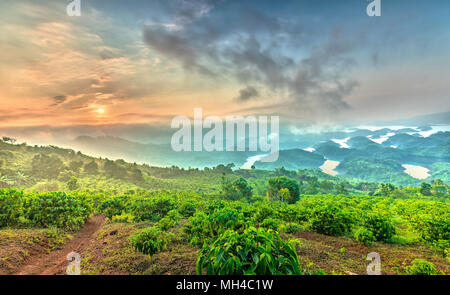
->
[52,95,67,106]
[235,86,259,102]
[143,1,360,115]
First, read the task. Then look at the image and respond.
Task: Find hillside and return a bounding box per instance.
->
[0,140,448,276]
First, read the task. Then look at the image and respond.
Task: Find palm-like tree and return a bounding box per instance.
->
[16,172,28,187]
[0,174,14,188]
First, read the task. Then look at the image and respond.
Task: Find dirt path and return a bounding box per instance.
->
[16,215,105,275]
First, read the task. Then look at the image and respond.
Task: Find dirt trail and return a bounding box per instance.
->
[16,215,105,275]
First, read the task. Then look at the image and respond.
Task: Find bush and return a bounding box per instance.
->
[278,222,302,234]
[362,213,396,242]
[405,259,438,275]
[129,227,172,256]
[260,218,282,230]
[98,195,130,219]
[131,196,176,222]
[111,213,134,223]
[0,189,23,227]
[196,227,302,275]
[309,205,354,236]
[183,208,247,247]
[354,227,376,246]
[25,192,92,230]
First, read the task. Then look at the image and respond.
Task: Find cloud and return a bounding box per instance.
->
[52,95,67,105]
[235,86,259,102]
[142,3,359,118]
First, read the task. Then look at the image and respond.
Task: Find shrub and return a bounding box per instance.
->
[183,208,247,247]
[0,189,23,227]
[260,218,282,230]
[131,196,176,222]
[278,222,302,234]
[98,195,130,219]
[157,210,181,231]
[25,192,92,230]
[354,227,376,246]
[362,213,396,242]
[111,213,134,223]
[129,227,172,256]
[310,205,354,236]
[196,227,302,275]
[405,259,438,275]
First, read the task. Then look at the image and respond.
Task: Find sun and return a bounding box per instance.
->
[97,108,105,114]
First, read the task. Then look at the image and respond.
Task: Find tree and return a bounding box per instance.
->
[69,161,83,173]
[233,177,253,199]
[420,182,432,196]
[130,167,143,182]
[335,182,348,195]
[31,154,64,180]
[104,160,127,179]
[84,160,98,175]
[380,183,396,196]
[67,177,79,191]
[0,175,13,188]
[267,176,300,204]
[1,137,16,144]
[16,172,28,187]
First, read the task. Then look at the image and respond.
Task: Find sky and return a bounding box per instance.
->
[0,0,449,137]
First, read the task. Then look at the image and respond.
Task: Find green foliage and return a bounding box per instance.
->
[267,176,300,204]
[309,205,354,236]
[67,177,79,191]
[362,213,396,242]
[354,227,376,246]
[183,207,247,247]
[31,154,65,180]
[130,196,176,222]
[98,195,130,219]
[25,192,92,230]
[405,259,438,275]
[196,227,302,275]
[129,226,172,256]
[420,182,432,196]
[84,161,98,175]
[221,176,253,201]
[0,189,23,227]
[278,222,302,234]
[260,218,282,230]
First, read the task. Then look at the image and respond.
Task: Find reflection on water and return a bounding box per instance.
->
[402,164,430,179]
[320,160,340,176]
[241,154,269,169]
[331,137,350,149]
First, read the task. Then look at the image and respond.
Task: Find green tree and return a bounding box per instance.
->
[69,160,83,173]
[84,160,98,175]
[380,183,396,196]
[31,154,64,180]
[267,176,300,204]
[15,172,28,187]
[221,176,252,200]
[420,183,432,196]
[67,177,79,191]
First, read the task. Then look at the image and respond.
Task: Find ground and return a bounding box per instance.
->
[0,216,448,275]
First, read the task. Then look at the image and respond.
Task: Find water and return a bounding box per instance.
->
[320,160,340,176]
[402,164,430,179]
[369,132,395,144]
[241,154,269,169]
[331,137,350,149]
